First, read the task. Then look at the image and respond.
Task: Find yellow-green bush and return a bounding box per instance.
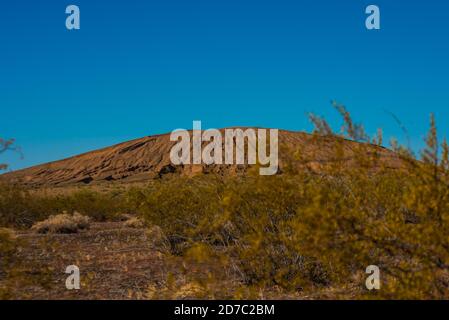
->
[0,187,125,228]
[132,107,449,299]
[0,228,19,299]
[127,176,224,253]
[1,105,449,299]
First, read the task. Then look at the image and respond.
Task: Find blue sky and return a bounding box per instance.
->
[1,0,448,170]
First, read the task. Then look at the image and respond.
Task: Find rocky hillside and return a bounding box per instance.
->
[0,129,403,187]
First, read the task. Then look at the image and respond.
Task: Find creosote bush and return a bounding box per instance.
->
[0,187,124,228]
[131,105,449,299]
[1,103,449,299]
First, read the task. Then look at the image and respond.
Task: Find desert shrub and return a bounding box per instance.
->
[0,228,17,272]
[0,186,126,228]
[75,189,125,221]
[130,105,449,298]
[132,174,331,289]
[279,110,449,298]
[0,227,54,299]
[50,189,123,222]
[130,176,224,253]
[146,225,170,252]
[2,104,449,299]
[217,176,326,289]
[0,228,21,299]
[0,184,48,228]
[124,216,145,228]
[31,211,90,234]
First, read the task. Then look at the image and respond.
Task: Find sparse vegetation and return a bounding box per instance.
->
[128,104,449,299]
[0,187,125,229]
[0,228,19,299]
[1,104,449,299]
[146,225,170,252]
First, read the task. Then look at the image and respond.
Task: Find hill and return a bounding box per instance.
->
[0,129,403,187]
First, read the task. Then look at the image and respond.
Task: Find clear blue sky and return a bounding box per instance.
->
[1,0,448,170]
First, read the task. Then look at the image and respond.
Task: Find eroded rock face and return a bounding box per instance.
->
[0,129,403,187]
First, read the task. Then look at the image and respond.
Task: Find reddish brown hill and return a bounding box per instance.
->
[0,129,403,187]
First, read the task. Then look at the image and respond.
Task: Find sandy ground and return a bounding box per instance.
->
[4,222,168,299]
[2,221,362,300]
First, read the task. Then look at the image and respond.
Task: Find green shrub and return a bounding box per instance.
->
[130,107,449,298]
[129,176,224,253]
[0,186,124,228]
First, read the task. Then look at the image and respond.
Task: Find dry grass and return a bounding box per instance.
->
[146,225,170,252]
[124,217,145,228]
[31,211,90,234]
